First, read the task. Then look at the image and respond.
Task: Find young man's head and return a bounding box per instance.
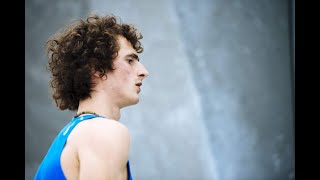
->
[99,36,149,108]
[46,13,148,111]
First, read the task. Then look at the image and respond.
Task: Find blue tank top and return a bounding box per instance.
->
[34,114,133,180]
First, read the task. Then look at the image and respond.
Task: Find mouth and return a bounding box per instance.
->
[136,82,142,93]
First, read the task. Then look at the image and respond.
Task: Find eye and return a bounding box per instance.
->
[127,59,134,64]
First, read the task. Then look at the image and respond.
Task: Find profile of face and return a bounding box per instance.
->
[105,36,149,108]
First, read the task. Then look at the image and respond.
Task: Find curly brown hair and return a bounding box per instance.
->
[46,13,143,111]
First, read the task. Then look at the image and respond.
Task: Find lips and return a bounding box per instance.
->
[136,82,142,93]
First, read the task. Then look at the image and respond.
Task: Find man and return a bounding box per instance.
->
[34,13,149,180]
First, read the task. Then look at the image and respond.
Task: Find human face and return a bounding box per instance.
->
[105,36,149,108]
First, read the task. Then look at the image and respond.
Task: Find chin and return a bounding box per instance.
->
[122,97,139,108]
[131,98,140,105]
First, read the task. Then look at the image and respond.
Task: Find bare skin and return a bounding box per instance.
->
[60,36,149,180]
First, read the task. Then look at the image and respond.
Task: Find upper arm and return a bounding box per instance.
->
[76,120,130,180]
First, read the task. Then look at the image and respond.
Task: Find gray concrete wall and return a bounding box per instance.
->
[25,0,294,179]
[173,0,294,179]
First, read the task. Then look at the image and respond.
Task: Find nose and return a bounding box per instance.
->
[138,63,149,79]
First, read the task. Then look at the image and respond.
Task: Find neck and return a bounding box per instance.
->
[77,96,121,121]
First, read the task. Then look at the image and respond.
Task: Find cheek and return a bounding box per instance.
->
[115,67,131,84]
[112,61,134,84]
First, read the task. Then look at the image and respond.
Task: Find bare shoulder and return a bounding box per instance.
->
[70,117,130,144]
[65,117,131,178]
[66,117,131,157]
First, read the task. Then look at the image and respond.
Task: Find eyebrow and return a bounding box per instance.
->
[126,53,140,61]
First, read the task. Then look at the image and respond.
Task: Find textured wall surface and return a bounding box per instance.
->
[173,0,294,179]
[25,0,294,180]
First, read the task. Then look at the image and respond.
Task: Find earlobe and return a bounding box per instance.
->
[102,75,108,80]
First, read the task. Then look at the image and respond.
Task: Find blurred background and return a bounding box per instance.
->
[25,0,295,179]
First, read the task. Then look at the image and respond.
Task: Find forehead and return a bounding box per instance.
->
[117,36,137,55]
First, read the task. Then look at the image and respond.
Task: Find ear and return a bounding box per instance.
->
[93,71,101,78]
[93,71,108,80]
